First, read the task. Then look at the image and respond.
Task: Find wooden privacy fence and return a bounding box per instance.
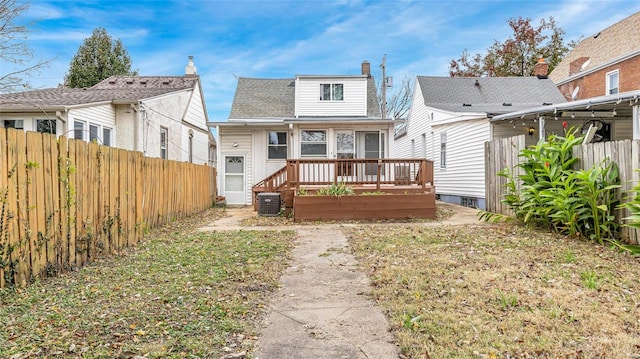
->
[485,135,640,244]
[0,127,216,288]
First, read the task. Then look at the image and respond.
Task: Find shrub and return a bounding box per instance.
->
[498,128,621,244]
[315,183,355,197]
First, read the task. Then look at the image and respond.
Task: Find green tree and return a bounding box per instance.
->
[449,17,570,77]
[0,0,51,92]
[65,27,137,88]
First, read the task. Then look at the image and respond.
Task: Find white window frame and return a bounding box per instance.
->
[89,123,100,143]
[74,120,86,140]
[160,126,168,159]
[606,70,619,95]
[268,131,288,160]
[440,132,447,169]
[36,119,56,134]
[300,129,327,157]
[188,130,194,163]
[3,119,24,129]
[102,127,112,146]
[319,83,344,101]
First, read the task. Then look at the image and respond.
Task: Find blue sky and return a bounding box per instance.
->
[11,0,640,122]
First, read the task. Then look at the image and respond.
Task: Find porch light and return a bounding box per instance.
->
[528,127,535,137]
[233,142,239,147]
[612,107,617,116]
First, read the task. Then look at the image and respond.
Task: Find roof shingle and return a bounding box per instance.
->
[549,11,640,83]
[0,76,198,109]
[417,76,566,114]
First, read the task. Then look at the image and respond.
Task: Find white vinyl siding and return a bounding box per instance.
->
[295,76,367,117]
[393,82,429,159]
[219,132,253,205]
[433,119,490,199]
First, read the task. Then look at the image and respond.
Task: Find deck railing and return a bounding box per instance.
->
[254,158,434,192]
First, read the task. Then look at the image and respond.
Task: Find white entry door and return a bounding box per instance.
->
[224,155,245,205]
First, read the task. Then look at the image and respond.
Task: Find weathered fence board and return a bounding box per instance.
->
[486,135,640,244]
[0,127,216,288]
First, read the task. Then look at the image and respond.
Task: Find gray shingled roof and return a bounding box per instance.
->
[229,78,296,119]
[228,77,381,119]
[417,76,566,115]
[0,75,198,109]
[549,11,640,83]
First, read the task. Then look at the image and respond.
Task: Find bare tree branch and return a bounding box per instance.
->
[0,0,53,92]
[378,74,413,120]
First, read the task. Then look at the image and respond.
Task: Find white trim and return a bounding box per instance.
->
[554,49,640,86]
[606,69,620,96]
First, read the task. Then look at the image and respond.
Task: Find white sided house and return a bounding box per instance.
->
[209,61,398,205]
[395,71,566,209]
[0,57,215,166]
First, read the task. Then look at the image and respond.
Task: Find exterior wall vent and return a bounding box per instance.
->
[461,196,478,208]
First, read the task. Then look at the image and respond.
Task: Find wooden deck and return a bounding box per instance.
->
[252,158,435,212]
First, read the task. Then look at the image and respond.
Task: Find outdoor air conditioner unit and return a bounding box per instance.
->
[258,192,281,216]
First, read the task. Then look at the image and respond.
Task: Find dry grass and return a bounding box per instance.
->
[0,208,296,358]
[345,222,640,358]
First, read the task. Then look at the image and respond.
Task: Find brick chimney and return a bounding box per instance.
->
[185,55,197,76]
[361,61,370,76]
[534,57,548,79]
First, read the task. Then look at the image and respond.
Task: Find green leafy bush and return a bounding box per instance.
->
[498,128,621,244]
[316,183,355,196]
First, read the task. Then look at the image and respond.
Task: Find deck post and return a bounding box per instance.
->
[377,160,381,190]
[421,160,427,190]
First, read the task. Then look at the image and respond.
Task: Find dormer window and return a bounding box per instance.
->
[320,83,343,101]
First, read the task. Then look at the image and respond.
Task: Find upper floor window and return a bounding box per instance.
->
[268,131,287,159]
[160,127,168,159]
[301,130,327,157]
[36,119,56,134]
[606,70,619,95]
[4,120,24,129]
[320,83,343,101]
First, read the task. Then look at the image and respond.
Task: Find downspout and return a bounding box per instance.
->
[634,105,640,141]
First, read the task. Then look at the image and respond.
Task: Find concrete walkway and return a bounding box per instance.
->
[200,202,479,358]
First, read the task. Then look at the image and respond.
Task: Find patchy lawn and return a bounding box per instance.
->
[0,209,296,358]
[345,222,640,358]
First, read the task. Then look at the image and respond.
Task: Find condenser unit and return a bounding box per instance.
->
[258,192,281,216]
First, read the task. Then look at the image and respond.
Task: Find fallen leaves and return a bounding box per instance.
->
[0,208,295,358]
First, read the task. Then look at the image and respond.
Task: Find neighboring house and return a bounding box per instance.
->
[208,61,399,205]
[395,65,566,210]
[0,56,215,166]
[550,11,640,101]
